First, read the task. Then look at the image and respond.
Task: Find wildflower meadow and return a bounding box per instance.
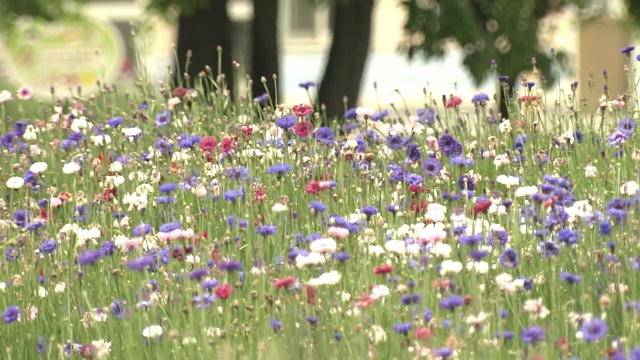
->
[2,46,640,360]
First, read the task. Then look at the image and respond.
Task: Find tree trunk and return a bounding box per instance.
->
[318,0,375,120]
[176,0,233,93]
[251,0,280,100]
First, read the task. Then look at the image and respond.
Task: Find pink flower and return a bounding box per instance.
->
[292,104,313,117]
[416,223,447,244]
[17,85,33,100]
[318,181,333,190]
[327,227,349,239]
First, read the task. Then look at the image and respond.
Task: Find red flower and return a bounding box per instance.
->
[275,277,296,289]
[102,187,117,202]
[215,284,233,299]
[305,285,316,304]
[254,186,266,202]
[415,327,433,340]
[408,185,426,193]
[306,181,320,194]
[373,265,394,275]
[199,136,217,152]
[211,250,218,263]
[172,86,187,98]
[240,125,253,136]
[355,293,375,308]
[409,200,428,213]
[292,104,313,117]
[219,137,233,153]
[519,95,538,103]
[293,121,313,137]
[446,96,462,108]
[472,200,493,216]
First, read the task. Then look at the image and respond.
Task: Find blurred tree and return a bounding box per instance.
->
[0,0,85,29]
[318,0,375,119]
[401,0,571,117]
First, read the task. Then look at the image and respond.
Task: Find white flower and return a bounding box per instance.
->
[90,339,112,358]
[584,165,598,178]
[309,238,337,254]
[23,125,38,140]
[109,161,123,173]
[122,127,142,141]
[466,261,489,274]
[142,325,163,339]
[496,175,520,187]
[430,243,452,258]
[0,90,12,103]
[6,176,25,189]
[440,260,463,275]
[55,282,66,293]
[368,245,385,256]
[271,202,288,212]
[493,154,510,167]
[356,106,376,117]
[308,271,341,286]
[62,162,81,174]
[514,185,538,197]
[384,240,406,255]
[369,325,387,344]
[90,135,112,146]
[522,298,550,319]
[621,181,640,196]
[70,116,90,132]
[38,286,47,298]
[295,252,326,268]
[498,120,512,133]
[370,285,390,299]
[29,162,48,174]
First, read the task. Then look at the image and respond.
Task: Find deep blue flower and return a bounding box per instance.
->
[560,272,582,284]
[268,163,292,175]
[392,322,412,334]
[39,239,57,254]
[218,260,243,272]
[361,206,378,216]
[405,143,421,162]
[557,228,580,247]
[422,156,441,176]
[154,110,171,127]
[77,249,104,266]
[471,93,490,104]
[386,134,405,150]
[12,209,29,228]
[499,249,519,268]
[581,318,608,342]
[457,174,475,191]
[5,247,20,262]
[309,201,327,213]
[2,306,20,323]
[434,347,454,358]
[159,222,180,233]
[450,156,474,166]
[127,255,155,271]
[540,241,560,258]
[315,127,335,144]
[257,225,277,236]
[159,183,177,193]
[223,189,244,202]
[438,134,462,158]
[276,115,296,129]
[439,295,464,310]
[521,326,545,344]
[13,121,28,137]
[270,318,282,331]
[298,81,315,89]
[107,117,124,128]
[111,300,127,319]
[189,268,209,280]
[133,224,152,237]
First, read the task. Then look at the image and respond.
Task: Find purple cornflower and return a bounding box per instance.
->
[333,252,350,262]
[560,272,582,284]
[159,221,181,233]
[434,347,454,359]
[315,127,335,144]
[450,156,474,167]
[521,326,545,344]
[471,93,490,104]
[2,306,20,323]
[621,46,636,54]
[111,300,127,319]
[133,224,152,237]
[276,115,296,129]
[309,201,327,213]
[392,322,412,335]
[437,134,462,158]
[202,279,220,289]
[361,206,378,217]
[557,228,579,247]
[457,174,475,191]
[499,249,519,268]
[422,156,442,176]
[154,110,171,127]
[107,116,124,128]
[298,81,315,89]
[581,318,608,342]
[257,225,277,236]
[159,182,177,193]
[12,209,29,228]
[306,316,318,325]
[608,129,629,147]
[270,318,282,331]
[540,241,560,258]
[405,143,421,162]
[268,163,292,175]
[618,117,637,135]
[218,260,243,272]
[126,255,155,271]
[39,239,57,254]
[459,233,483,246]
[439,295,464,310]
[469,249,489,260]
[77,249,104,266]
[189,268,209,280]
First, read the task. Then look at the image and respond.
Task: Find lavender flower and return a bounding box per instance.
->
[581,318,608,342]
[77,249,104,266]
[392,322,412,334]
[218,260,243,272]
[276,115,296,129]
[560,272,582,284]
[189,268,210,281]
[268,163,292,175]
[126,255,155,271]
[2,306,20,323]
[39,239,57,254]
[154,110,171,127]
[521,326,545,344]
[315,127,335,144]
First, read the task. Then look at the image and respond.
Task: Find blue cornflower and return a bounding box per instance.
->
[469,249,489,260]
[39,239,57,254]
[76,249,104,266]
[223,189,244,202]
[521,326,545,344]
[540,241,560,258]
[315,127,335,144]
[386,134,405,150]
[13,209,29,228]
[618,117,637,135]
[107,117,124,128]
[309,201,327,213]
[471,93,490,104]
[499,249,519,268]
[159,221,180,233]
[361,206,378,216]
[189,268,210,280]
[156,196,176,205]
[13,121,28,137]
[2,306,20,323]
[438,134,462,158]
[405,143,421,162]
[218,260,243,272]
[154,110,171,127]
[459,233,483,246]
[133,224,152,237]
[127,255,155,271]
[405,173,423,185]
[333,252,350,262]
[5,247,20,261]
[298,81,315,89]
[600,221,613,236]
[581,318,608,342]
[439,295,464,310]
[159,182,177,193]
[560,272,582,284]
[457,174,475,191]
[422,156,441,176]
[450,156,474,166]
[268,163,292,175]
[434,347,454,359]
[370,110,389,121]
[608,129,629,147]
[276,115,296,129]
[392,322,412,335]
[257,225,277,236]
[270,318,282,331]
[202,279,220,289]
[111,300,127,319]
[557,228,579,247]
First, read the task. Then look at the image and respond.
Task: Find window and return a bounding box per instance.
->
[289,0,316,36]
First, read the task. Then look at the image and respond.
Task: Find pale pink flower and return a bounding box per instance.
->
[318,181,333,190]
[180,228,195,239]
[416,223,447,244]
[424,203,447,223]
[327,226,350,239]
[0,90,11,103]
[17,85,33,100]
[310,238,337,254]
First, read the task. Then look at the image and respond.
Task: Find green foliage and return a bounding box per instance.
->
[0,0,86,30]
[402,0,570,86]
